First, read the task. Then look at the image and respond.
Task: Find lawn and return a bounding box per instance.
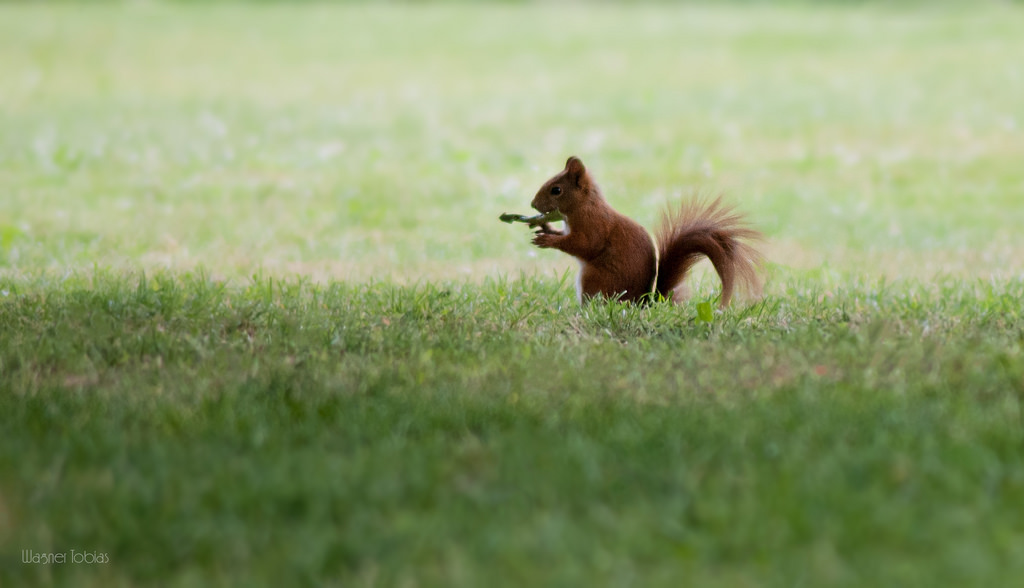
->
[2,2,1023,587]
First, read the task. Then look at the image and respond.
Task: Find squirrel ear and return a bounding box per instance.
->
[565,156,586,186]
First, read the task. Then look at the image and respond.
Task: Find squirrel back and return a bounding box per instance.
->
[529,156,762,307]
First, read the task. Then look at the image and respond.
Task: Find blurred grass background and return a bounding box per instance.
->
[2,1,1022,284]
[3,3,1024,587]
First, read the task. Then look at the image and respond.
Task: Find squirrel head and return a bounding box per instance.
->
[531,156,594,215]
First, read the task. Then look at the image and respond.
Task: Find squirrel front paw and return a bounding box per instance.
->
[532,232,558,248]
[535,222,563,235]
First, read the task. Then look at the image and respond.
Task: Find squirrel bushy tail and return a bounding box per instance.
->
[654,197,763,307]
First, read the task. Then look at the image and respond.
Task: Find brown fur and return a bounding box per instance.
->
[530,156,762,307]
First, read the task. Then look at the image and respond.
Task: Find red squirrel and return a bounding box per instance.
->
[529,156,762,306]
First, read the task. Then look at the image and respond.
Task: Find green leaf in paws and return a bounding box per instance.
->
[499,210,564,226]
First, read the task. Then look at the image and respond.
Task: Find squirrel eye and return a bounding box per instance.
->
[550,186,562,195]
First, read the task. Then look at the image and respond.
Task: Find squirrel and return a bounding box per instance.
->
[529,156,763,307]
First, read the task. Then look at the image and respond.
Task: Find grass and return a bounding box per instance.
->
[2,2,1023,281]
[2,2,1024,587]
[3,272,1024,586]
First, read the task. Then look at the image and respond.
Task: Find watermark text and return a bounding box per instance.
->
[21,549,110,565]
